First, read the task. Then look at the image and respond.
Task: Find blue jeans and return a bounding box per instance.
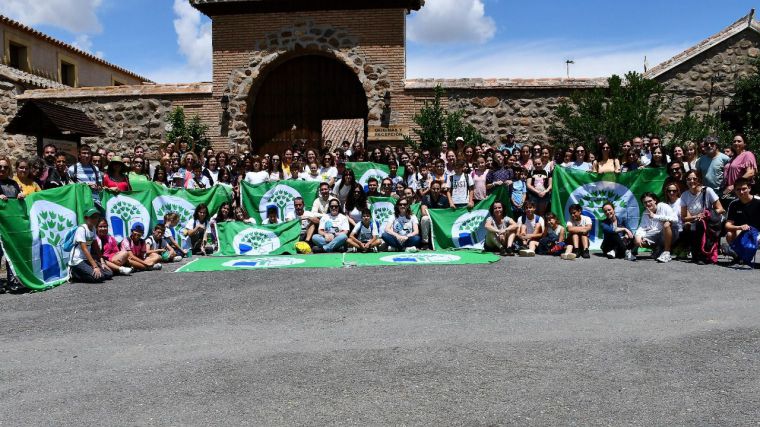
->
[382,232,421,249]
[312,233,348,252]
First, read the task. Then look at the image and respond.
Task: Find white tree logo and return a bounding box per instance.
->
[29,200,77,284]
[153,195,196,226]
[105,195,151,242]
[359,168,389,191]
[232,228,281,255]
[379,254,461,264]
[565,182,641,227]
[222,257,305,269]
[258,185,302,222]
[451,210,489,249]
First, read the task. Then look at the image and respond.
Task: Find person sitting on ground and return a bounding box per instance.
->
[446,159,474,209]
[285,196,320,250]
[380,177,398,199]
[680,170,724,265]
[69,208,114,283]
[565,203,593,259]
[94,218,133,275]
[183,203,211,255]
[420,180,450,249]
[146,223,182,263]
[347,208,382,253]
[312,199,350,253]
[121,224,162,271]
[633,192,678,263]
[484,201,518,256]
[516,201,544,256]
[724,178,760,263]
[544,212,576,260]
[163,212,185,258]
[209,202,233,252]
[382,199,421,252]
[600,202,635,260]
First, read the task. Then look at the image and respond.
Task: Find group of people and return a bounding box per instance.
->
[1,131,758,291]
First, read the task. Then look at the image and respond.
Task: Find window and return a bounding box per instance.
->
[60,60,76,86]
[8,42,29,71]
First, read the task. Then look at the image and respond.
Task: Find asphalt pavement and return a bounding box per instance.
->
[1,255,759,425]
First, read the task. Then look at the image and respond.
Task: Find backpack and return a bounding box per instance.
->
[730,226,759,265]
[61,225,82,253]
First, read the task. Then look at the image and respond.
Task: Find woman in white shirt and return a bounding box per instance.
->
[244,156,269,185]
[319,153,338,187]
[381,199,421,251]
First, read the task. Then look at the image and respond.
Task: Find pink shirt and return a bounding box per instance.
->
[724,151,756,187]
[121,238,147,259]
[470,169,489,201]
[103,174,130,192]
[98,235,121,261]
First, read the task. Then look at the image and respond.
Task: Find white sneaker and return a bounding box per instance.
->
[625,250,636,261]
[173,256,183,262]
[347,247,357,253]
[560,253,576,260]
[606,250,616,259]
[152,263,163,271]
[519,249,535,257]
[118,266,133,275]
[405,246,418,253]
[388,246,399,252]
[656,251,672,263]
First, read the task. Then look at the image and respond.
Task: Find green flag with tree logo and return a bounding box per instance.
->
[550,167,668,250]
[346,162,405,191]
[241,181,320,223]
[214,220,301,256]
[428,195,495,250]
[0,184,94,291]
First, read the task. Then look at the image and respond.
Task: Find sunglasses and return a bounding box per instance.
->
[686,177,699,182]
[669,168,682,172]
[576,150,585,153]
[666,189,679,193]
[329,205,340,209]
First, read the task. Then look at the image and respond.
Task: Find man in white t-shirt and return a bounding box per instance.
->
[566,203,593,259]
[634,192,678,263]
[285,197,320,243]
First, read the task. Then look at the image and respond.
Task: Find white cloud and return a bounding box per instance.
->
[0,0,103,34]
[407,40,691,79]
[150,0,213,83]
[408,0,496,44]
[71,34,104,59]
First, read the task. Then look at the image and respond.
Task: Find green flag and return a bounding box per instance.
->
[214,220,301,256]
[428,195,495,250]
[101,182,231,242]
[550,167,668,250]
[241,181,320,223]
[368,196,397,230]
[346,162,405,190]
[0,184,94,291]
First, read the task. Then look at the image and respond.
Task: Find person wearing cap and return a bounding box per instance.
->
[121,223,163,271]
[69,207,114,283]
[103,156,131,193]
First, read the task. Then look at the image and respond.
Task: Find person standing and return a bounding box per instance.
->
[67,144,102,206]
[695,136,730,196]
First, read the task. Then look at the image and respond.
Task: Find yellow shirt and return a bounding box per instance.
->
[14,176,41,195]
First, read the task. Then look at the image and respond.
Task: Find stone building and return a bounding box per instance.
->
[1,3,759,159]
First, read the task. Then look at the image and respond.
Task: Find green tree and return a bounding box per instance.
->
[549,72,668,152]
[166,107,210,155]
[666,101,732,148]
[721,58,760,154]
[404,85,486,152]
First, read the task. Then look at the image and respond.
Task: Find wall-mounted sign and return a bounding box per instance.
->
[368,125,410,141]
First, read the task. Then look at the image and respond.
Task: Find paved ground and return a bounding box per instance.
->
[1,255,759,425]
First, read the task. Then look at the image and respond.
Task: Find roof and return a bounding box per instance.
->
[0,14,152,83]
[405,77,609,90]
[0,63,65,89]
[190,0,424,15]
[645,9,760,79]
[322,119,364,151]
[5,100,104,137]
[16,82,213,100]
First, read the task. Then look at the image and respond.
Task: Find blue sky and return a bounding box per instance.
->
[1,0,757,82]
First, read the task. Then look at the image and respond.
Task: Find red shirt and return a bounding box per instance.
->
[103,174,130,192]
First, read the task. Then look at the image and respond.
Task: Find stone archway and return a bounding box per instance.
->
[222,21,392,149]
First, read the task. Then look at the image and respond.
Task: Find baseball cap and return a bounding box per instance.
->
[83,207,100,218]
